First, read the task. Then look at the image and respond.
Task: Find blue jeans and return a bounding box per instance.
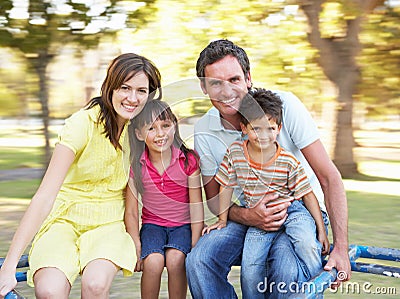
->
[241,200,323,298]
[140,223,192,259]
[186,210,329,299]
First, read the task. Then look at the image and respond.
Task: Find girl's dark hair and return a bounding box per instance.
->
[86,53,162,149]
[129,100,198,195]
[239,88,283,126]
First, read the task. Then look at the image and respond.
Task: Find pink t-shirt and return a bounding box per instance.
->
[131,146,199,227]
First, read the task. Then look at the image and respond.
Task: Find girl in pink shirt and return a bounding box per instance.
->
[125,100,204,299]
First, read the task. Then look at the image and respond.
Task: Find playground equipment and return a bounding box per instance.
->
[1,244,400,298]
[289,244,400,298]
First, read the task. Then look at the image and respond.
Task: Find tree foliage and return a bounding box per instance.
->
[0,0,157,163]
[0,0,398,174]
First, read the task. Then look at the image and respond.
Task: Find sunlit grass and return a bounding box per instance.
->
[0,147,44,170]
[0,180,40,199]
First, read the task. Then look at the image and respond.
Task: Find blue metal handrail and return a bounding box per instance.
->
[0,254,28,299]
[288,244,400,298]
[2,245,399,299]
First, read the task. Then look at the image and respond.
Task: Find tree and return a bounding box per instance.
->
[298,0,385,177]
[0,0,156,164]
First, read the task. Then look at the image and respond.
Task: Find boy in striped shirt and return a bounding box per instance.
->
[203,88,330,298]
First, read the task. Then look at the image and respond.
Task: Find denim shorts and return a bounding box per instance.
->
[140,223,192,260]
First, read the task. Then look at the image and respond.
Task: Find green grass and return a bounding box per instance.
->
[347,191,400,248]
[0,179,40,199]
[0,147,44,169]
[324,189,400,298]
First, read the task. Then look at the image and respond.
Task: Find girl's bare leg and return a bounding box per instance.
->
[141,253,164,299]
[81,259,118,299]
[166,249,187,299]
[34,267,71,299]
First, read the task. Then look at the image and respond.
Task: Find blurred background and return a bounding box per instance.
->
[0,0,399,298]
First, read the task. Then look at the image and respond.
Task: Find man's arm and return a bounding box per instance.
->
[203,174,289,231]
[301,139,351,283]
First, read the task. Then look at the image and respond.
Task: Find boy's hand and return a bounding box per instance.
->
[318,229,330,256]
[202,220,227,235]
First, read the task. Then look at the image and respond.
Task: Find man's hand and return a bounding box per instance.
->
[229,193,290,230]
[324,246,351,289]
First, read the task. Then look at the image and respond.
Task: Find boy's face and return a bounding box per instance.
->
[241,116,281,151]
[201,55,252,119]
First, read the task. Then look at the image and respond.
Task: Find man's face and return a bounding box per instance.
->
[201,55,252,118]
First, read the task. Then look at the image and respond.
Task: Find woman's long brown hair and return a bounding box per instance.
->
[86,53,162,149]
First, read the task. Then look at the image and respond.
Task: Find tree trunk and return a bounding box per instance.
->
[300,0,359,177]
[333,69,358,176]
[32,51,52,165]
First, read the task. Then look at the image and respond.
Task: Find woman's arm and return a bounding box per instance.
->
[0,144,75,296]
[188,169,204,247]
[124,178,142,271]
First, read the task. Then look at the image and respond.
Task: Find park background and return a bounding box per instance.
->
[0,0,399,298]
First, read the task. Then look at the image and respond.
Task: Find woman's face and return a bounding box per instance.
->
[112,71,150,126]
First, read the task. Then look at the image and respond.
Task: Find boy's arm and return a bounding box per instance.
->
[124,178,142,270]
[188,169,204,247]
[302,191,330,255]
[202,185,232,234]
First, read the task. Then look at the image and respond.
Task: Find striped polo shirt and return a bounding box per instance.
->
[216,140,313,208]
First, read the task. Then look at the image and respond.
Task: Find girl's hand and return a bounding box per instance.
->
[0,268,17,297]
[134,259,143,272]
[134,245,142,272]
[202,220,227,235]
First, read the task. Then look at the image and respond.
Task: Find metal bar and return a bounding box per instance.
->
[0,255,29,269]
[288,268,337,299]
[4,290,25,299]
[15,272,27,282]
[351,261,400,277]
[353,245,400,262]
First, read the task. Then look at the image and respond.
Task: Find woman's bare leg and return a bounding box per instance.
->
[34,267,71,299]
[81,259,118,299]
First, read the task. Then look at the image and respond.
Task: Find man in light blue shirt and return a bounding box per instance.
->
[186,39,350,298]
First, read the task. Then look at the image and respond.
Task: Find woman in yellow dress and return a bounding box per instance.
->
[0,53,162,299]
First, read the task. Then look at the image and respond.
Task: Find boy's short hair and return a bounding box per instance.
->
[239,88,283,126]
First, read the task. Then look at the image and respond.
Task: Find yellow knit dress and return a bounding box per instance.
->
[27,105,136,286]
